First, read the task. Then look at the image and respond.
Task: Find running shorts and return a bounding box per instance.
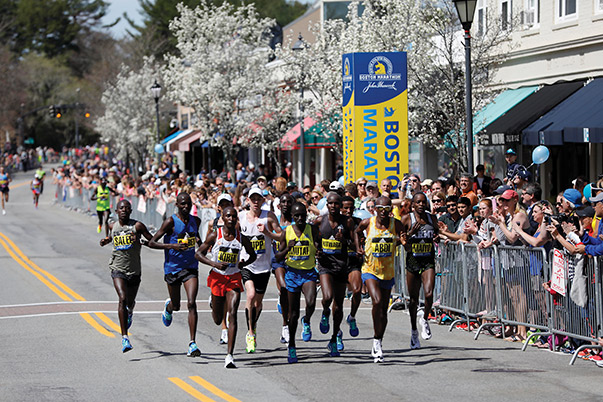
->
[240,268,271,294]
[207,270,243,297]
[285,266,318,293]
[317,265,348,284]
[361,273,395,290]
[111,269,141,286]
[164,268,198,285]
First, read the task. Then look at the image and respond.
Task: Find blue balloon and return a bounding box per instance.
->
[338,175,345,186]
[584,183,593,201]
[154,143,165,154]
[353,209,373,220]
[532,145,549,165]
[317,197,327,210]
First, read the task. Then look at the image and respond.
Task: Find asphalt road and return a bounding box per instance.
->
[1,167,602,402]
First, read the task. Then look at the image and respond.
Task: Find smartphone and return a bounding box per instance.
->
[545,215,551,225]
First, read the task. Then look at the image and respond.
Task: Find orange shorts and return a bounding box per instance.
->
[207,270,243,297]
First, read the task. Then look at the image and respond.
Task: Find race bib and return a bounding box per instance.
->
[250,235,266,255]
[322,238,342,254]
[113,233,134,250]
[371,237,393,258]
[290,240,310,261]
[177,235,196,249]
[411,241,433,257]
[217,246,240,267]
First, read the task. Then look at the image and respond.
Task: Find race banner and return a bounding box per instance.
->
[342,52,409,194]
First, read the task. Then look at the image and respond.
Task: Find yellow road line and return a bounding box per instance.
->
[190,376,242,402]
[0,236,72,301]
[8,181,30,189]
[80,313,115,338]
[95,312,123,334]
[168,378,217,402]
[0,231,120,337]
[0,232,86,301]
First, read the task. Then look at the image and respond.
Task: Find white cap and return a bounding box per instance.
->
[329,181,343,190]
[217,193,233,204]
[248,188,264,198]
[154,178,161,185]
[248,162,255,169]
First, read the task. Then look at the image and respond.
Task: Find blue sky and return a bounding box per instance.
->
[103,0,144,39]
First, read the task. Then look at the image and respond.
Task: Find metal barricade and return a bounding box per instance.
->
[548,251,603,365]
[437,241,469,330]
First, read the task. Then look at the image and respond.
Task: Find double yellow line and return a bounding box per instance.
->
[0,231,121,337]
[169,376,242,402]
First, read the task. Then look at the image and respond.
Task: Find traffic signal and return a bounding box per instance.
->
[55,107,62,118]
[48,105,56,118]
[84,112,90,118]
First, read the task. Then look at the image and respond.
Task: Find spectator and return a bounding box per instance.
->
[356,177,368,200]
[503,148,519,185]
[365,181,380,199]
[473,164,491,197]
[459,173,478,207]
[439,195,461,233]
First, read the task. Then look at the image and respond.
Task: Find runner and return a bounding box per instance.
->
[341,195,362,338]
[271,193,294,344]
[196,206,256,368]
[148,193,203,358]
[315,192,356,356]
[91,178,118,236]
[31,174,42,209]
[274,202,320,363]
[354,196,404,363]
[401,192,439,350]
[99,199,153,352]
[35,167,45,195]
[0,166,11,215]
[239,188,280,353]
[207,193,234,345]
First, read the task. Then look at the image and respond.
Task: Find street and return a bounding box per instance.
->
[0,169,601,402]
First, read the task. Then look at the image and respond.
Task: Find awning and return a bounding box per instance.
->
[281,117,337,151]
[473,86,538,135]
[170,130,202,152]
[281,117,317,148]
[162,129,193,147]
[523,78,603,145]
[478,81,585,145]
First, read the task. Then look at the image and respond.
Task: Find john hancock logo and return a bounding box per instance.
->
[343,57,352,93]
[360,56,401,94]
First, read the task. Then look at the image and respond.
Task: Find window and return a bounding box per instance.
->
[524,0,539,27]
[500,0,512,30]
[477,0,487,36]
[181,114,189,129]
[596,0,603,14]
[557,0,577,22]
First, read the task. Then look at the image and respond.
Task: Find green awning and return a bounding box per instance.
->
[473,86,539,135]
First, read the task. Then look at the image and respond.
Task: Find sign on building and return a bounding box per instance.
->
[342,52,409,193]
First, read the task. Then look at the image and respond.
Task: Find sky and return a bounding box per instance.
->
[102,0,144,39]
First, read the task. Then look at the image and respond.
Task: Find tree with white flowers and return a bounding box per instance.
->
[165,1,290,177]
[95,57,164,169]
[280,0,513,173]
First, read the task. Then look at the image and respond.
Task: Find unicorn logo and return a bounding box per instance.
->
[374,61,386,75]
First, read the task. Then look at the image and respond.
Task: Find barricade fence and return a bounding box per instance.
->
[54,184,216,241]
[392,240,603,366]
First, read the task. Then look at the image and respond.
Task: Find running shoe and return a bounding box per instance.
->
[319,309,330,334]
[347,314,359,337]
[126,307,133,330]
[419,316,432,340]
[371,338,383,363]
[122,337,133,353]
[97,225,102,233]
[220,328,228,345]
[328,341,340,357]
[336,330,344,351]
[246,333,256,353]
[2,209,5,215]
[187,341,201,357]
[225,354,236,368]
[410,329,421,350]
[287,347,298,363]
[280,325,289,344]
[301,316,312,342]
[596,359,603,368]
[162,298,172,327]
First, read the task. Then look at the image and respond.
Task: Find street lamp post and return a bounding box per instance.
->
[453,0,477,175]
[150,80,162,157]
[292,33,306,186]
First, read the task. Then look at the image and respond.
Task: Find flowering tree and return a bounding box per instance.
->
[165,1,284,177]
[281,0,513,173]
[95,57,164,169]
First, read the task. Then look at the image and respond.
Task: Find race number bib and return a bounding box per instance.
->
[290,240,310,261]
[113,233,134,250]
[411,241,433,257]
[217,246,240,268]
[371,237,393,258]
[250,235,266,255]
[322,238,342,254]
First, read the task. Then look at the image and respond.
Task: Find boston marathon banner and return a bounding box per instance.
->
[342,52,408,194]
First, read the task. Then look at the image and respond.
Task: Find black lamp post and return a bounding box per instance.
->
[150,80,162,156]
[453,0,477,174]
[292,33,306,186]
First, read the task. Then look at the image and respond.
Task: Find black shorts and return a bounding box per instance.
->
[111,270,141,286]
[164,268,198,286]
[0,186,8,194]
[406,261,436,276]
[317,265,349,284]
[240,268,271,294]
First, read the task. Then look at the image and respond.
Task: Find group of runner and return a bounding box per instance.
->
[0,166,47,214]
[98,180,438,367]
